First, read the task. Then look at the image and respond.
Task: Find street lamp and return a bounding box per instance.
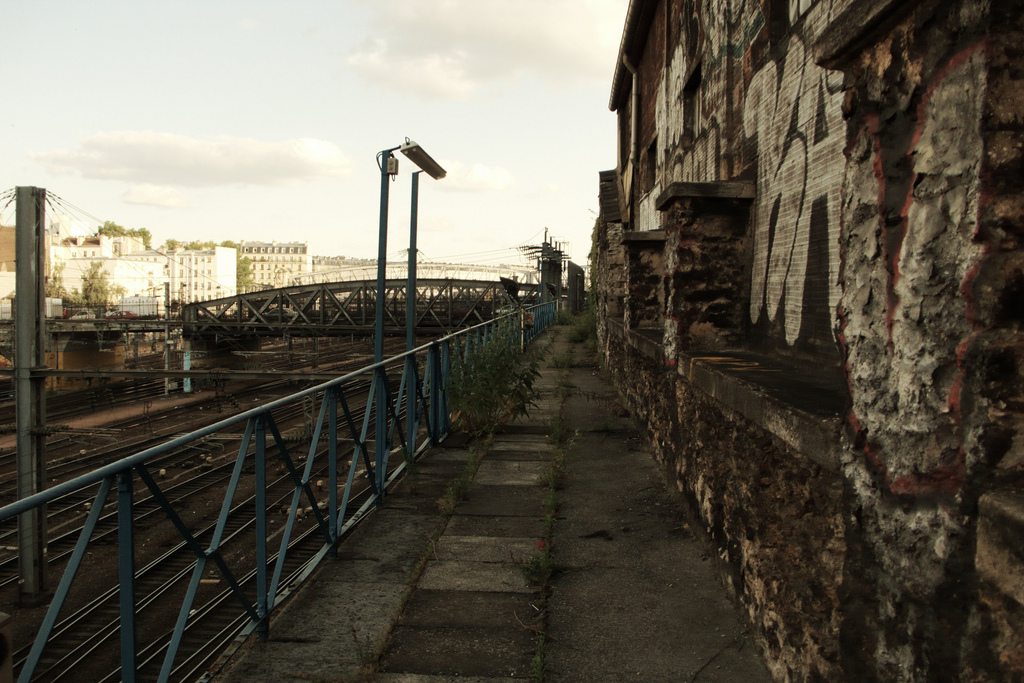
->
[374,138,446,364]
[373,139,445,500]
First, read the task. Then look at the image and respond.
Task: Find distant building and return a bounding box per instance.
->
[166,246,237,303]
[49,233,236,304]
[239,240,311,288]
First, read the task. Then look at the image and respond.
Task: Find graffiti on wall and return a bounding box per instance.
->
[743,33,845,347]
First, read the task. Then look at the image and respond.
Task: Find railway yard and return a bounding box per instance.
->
[0,334,419,682]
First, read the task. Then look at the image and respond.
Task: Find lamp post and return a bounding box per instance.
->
[373,139,445,498]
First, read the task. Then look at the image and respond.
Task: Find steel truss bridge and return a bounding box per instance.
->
[181,278,537,337]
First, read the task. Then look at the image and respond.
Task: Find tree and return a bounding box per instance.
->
[237,256,255,292]
[97,221,152,249]
[46,261,68,299]
[81,262,114,307]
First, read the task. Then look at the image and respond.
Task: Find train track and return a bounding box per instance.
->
[14,451,382,682]
[3,335,427,681]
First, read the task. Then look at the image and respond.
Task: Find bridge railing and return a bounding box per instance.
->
[0,301,556,683]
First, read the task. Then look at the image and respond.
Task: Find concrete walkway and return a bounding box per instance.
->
[215,327,770,682]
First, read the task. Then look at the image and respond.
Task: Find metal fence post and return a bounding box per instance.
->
[374,368,387,501]
[405,355,418,458]
[118,470,137,682]
[428,343,440,443]
[441,340,452,437]
[255,418,268,639]
[328,390,338,552]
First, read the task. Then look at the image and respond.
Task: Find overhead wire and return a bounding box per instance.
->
[44,192,231,298]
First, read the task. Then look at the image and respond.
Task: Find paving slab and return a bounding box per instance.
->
[544,365,771,683]
[498,424,551,436]
[377,675,521,683]
[473,460,547,485]
[487,436,552,446]
[220,580,405,682]
[483,447,551,462]
[382,625,536,679]
[398,589,539,630]
[456,485,547,517]
[418,560,538,594]
[433,535,540,563]
[445,514,546,538]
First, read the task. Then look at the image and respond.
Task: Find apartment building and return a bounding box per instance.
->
[239,240,311,288]
[166,246,236,303]
[49,233,236,303]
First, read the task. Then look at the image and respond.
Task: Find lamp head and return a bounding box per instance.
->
[400,138,446,180]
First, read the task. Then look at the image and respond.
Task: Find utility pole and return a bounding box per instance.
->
[518,234,565,306]
[15,186,49,603]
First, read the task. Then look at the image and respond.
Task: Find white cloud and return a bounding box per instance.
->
[122,184,191,208]
[33,132,353,187]
[438,161,515,192]
[542,183,563,193]
[347,39,475,101]
[347,0,625,99]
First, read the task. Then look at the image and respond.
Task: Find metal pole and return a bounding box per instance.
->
[375,147,397,504]
[255,418,268,639]
[15,186,48,603]
[407,171,419,352]
[117,470,137,682]
[375,148,396,365]
[406,172,421,457]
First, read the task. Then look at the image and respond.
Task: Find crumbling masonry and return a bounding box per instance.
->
[594,0,1024,680]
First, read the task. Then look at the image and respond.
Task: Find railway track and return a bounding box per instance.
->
[2,334,429,681]
[14,451,383,682]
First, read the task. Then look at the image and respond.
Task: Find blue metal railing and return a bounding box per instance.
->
[0,301,556,683]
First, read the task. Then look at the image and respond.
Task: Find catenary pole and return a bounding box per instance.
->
[15,186,49,602]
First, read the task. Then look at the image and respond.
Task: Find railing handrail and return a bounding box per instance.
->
[2,299,557,683]
[0,303,549,521]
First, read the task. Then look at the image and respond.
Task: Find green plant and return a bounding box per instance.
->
[449,324,540,435]
[566,307,596,344]
[520,544,560,586]
[551,349,574,369]
[437,444,486,514]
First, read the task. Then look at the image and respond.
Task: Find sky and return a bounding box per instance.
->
[2,0,627,270]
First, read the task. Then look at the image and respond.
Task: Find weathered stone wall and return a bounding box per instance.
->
[604,326,845,680]
[831,0,1021,679]
[661,196,750,356]
[600,0,1024,680]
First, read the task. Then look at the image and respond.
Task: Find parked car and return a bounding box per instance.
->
[69,311,95,320]
[105,310,139,320]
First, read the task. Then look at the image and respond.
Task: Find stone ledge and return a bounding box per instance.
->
[682,354,845,472]
[608,321,664,364]
[605,320,846,471]
[977,490,1024,607]
[655,181,756,210]
[813,0,922,68]
[622,229,666,244]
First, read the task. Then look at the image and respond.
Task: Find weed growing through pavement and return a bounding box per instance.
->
[522,342,580,682]
[436,439,488,514]
[449,322,540,436]
[530,633,547,683]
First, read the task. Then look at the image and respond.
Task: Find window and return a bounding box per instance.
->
[683,63,702,150]
[645,137,658,191]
